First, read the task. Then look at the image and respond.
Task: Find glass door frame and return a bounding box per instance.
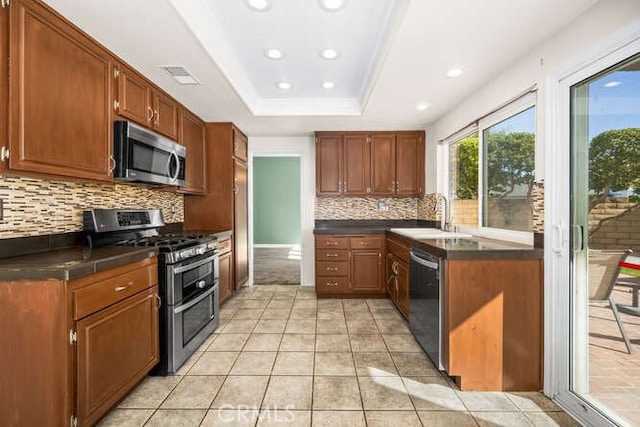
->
[544,27,640,426]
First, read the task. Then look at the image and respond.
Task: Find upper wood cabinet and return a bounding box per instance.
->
[371,131,425,196]
[316,133,342,195]
[178,108,207,195]
[5,0,114,182]
[113,65,178,140]
[316,130,425,197]
[315,132,371,196]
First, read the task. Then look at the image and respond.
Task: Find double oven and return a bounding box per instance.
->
[84,209,219,375]
[158,242,219,374]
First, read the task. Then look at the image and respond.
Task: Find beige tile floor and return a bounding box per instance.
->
[100,285,579,426]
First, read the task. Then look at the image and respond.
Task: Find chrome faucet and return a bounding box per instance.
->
[436,193,451,231]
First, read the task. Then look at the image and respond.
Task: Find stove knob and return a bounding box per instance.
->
[196,280,206,289]
[197,247,206,255]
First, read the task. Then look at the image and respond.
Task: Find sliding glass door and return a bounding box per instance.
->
[567,52,640,426]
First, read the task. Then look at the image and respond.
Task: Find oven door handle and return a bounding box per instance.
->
[173,285,216,314]
[410,252,439,270]
[173,254,216,274]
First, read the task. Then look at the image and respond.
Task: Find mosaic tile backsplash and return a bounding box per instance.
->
[315,194,438,221]
[0,176,184,239]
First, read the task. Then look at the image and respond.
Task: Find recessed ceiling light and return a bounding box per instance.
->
[318,0,347,12]
[264,48,284,59]
[320,49,339,60]
[277,82,291,90]
[322,81,335,89]
[416,102,431,111]
[604,81,621,88]
[446,68,463,78]
[244,0,271,11]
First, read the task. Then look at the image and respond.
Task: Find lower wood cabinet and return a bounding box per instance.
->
[218,235,233,304]
[386,237,410,319]
[444,258,543,391]
[0,256,159,426]
[315,234,385,297]
[76,286,158,426]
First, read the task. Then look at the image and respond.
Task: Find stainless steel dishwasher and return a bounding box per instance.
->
[409,247,443,369]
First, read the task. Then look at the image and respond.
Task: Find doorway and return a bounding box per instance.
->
[252,156,301,285]
[547,40,640,426]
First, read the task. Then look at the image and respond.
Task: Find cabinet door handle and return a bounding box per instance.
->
[326,282,339,287]
[155,294,162,310]
[147,107,154,122]
[326,253,339,257]
[326,267,339,271]
[115,281,133,292]
[154,110,159,125]
[326,241,338,246]
[108,155,116,175]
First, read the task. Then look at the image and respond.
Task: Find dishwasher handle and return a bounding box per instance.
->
[410,251,439,270]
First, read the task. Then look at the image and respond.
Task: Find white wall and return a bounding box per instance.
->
[428,0,640,192]
[248,136,316,286]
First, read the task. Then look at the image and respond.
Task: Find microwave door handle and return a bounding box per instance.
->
[167,151,180,183]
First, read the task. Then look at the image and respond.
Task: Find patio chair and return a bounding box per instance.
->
[588,249,635,354]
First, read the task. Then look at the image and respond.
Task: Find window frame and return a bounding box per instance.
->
[443,92,536,245]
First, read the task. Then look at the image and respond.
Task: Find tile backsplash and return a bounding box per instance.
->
[315,194,437,221]
[0,176,183,239]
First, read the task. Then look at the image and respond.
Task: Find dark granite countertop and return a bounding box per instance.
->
[314,220,541,260]
[0,246,159,281]
[314,219,438,234]
[386,231,542,260]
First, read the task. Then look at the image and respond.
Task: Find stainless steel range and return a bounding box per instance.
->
[84,209,219,375]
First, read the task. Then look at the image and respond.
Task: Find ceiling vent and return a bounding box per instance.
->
[162,66,200,85]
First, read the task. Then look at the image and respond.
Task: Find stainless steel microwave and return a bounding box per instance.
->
[113,120,186,186]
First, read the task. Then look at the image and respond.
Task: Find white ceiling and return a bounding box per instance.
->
[44,0,598,136]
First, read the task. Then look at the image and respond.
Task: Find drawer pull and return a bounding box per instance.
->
[326,253,339,257]
[326,242,338,246]
[326,282,339,287]
[114,281,133,292]
[360,241,369,245]
[326,267,339,271]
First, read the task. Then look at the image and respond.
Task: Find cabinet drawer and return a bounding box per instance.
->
[218,237,232,255]
[350,236,382,250]
[316,249,348,261]
[315,277,349,292]
[316,261,349,277]
[387,238,410,263]
[316,236,348,249]
[74,263,158,320]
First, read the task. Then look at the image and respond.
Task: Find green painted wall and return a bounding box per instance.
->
[253,157,301,244]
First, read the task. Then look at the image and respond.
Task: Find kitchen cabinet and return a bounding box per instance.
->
[315,132,370,196]
[184,123,250,290]
[113,64,179,140]
[315,130,425,197]
[4,0,113,182]
[218,236,233,304]
[443,258,543,391]
[178,108,207,195]
[314,234,385,297]
[386,237,410,319]
[0,256,159,426]
[371,131,425,196]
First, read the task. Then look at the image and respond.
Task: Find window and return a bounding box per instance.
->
[481,106,535,232]
[444,95,536,235]
[448,134,479,227]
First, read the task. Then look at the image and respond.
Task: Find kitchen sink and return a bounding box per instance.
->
[389,228,473,239]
